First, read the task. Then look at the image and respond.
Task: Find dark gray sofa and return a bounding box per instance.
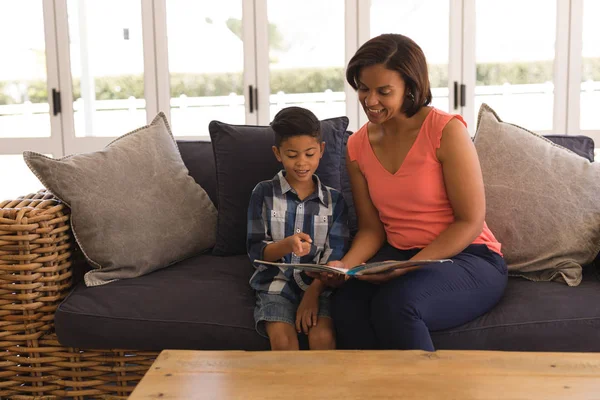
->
[54,136,600,353]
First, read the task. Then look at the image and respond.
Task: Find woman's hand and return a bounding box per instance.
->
[306,260,348,287]
[296,287,320,334]
[355,265,421,284]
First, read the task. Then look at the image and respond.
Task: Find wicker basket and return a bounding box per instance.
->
[0,191,159,399]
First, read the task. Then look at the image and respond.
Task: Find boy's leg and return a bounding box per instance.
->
[308,295,336,350]
[265,322,300,350]
[255,292,301,351]
[308,317,335,350]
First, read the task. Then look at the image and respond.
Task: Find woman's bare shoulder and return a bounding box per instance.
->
[437,117,474,163]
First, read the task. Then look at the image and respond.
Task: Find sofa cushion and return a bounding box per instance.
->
[24,113,218,287]
[474,103,600,286]
[177,140,218,207]
[544,135,595,162]
[55,253,269,351]
[432,267,600,352]
[57,256,600,352]
[341,131,358,235]
[209,117,350,256]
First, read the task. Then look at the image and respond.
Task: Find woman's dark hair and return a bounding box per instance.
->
[270,106,321,147]
[346,33,432,117]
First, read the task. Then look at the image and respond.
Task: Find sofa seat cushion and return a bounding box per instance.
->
[432,267,600,352]
[55,254,269,351]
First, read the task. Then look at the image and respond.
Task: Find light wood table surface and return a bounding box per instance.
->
[129,349,600,399]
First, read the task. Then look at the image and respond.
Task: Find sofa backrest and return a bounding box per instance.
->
[177,140,218,207]
[176,133,595,214]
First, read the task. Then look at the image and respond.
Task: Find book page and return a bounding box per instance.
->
[254,260,349,275]
[254,259,452,276]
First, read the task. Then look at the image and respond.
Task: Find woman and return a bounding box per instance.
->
[325,34,507,350]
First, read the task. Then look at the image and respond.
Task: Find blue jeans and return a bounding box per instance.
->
[331,244,507,351]
[254,292,332,338]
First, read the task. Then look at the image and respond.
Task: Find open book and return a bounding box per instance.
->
[254,259,453,276]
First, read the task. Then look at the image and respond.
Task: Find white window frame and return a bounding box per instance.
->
[566,0,600,143]
[462,0,570,135]
[461,0,476,132]
[253,0,360,128]
[154,0,257,137]
[449,0,464,122]
[567,0,583,136]
[354,0,464,131]
[4,0,598,160]
[54,0,162,155]
[1,0,64,157]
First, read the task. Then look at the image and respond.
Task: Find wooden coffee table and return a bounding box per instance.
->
[129,349,600,399]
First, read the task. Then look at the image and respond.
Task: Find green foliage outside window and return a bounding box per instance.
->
[1,59,599,105]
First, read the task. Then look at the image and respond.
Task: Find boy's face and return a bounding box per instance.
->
[272,135,325,186]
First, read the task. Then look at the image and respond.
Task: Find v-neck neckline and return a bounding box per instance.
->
[366,108,433,176]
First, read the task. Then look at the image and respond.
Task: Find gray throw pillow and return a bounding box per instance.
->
[24,113,217,287]
[474,103,600,286]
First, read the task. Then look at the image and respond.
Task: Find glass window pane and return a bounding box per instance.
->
[0,1,51,138]
[581,0,600,131]
[475,0,556,131]
[0,155,44,201]
[267,0,346,121]
[67,0,146,137]
[370,0,450,112]
[166,1,244,135]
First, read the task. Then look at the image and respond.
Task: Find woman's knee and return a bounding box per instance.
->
[371,290,420,327]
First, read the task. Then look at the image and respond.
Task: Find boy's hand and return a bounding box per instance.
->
[296,286,320,334]
[287,232,312,258]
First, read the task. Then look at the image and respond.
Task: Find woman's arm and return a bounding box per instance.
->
[340,148,387,268]
[410,118,486,261]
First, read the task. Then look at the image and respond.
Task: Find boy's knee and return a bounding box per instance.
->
[268,327,299,351]
[308,326,336,350]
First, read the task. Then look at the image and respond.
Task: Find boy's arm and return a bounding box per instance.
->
[305,278,327,296]
[321,193,350,264]
[247,183,296,263]
[247,184,276,263]
[262,239,293,262]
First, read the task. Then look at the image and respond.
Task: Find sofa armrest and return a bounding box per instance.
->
[0,190,73,346]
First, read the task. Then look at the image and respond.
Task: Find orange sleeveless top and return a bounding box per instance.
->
[347,108,502,255]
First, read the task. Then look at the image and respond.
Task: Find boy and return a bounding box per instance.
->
[247,106,349,351]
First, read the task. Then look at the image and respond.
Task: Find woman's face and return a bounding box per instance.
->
[357,63,407,123]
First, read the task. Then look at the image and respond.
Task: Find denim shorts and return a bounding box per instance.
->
[254,292,332,338]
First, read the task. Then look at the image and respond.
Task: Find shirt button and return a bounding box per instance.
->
[296,228,300,233]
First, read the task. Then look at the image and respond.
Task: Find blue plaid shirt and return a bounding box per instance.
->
[247,171,349,300]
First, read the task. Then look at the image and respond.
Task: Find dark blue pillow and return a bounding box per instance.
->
[209,117,349,256]
[340,131,357,236]
[543,135,595,162]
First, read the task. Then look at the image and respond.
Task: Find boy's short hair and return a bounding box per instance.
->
[270,106,321,147]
